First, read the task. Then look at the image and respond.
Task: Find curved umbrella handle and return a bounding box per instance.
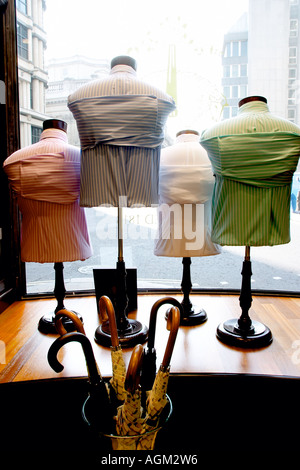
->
[47,331,101,386]
[147,297,183,351]
[125,344,144,394]
[161,306,181,371]
[55,309,85,336]
[98,296,119,349]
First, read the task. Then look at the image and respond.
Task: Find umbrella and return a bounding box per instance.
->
[99,295,127,404]
[47,331,114,433]
[113,343,144,450]
[141,296,183,393]
[138,305,180,450]
[55,308,86,336]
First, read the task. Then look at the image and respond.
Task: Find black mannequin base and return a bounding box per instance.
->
[180,304,208,326]
[180,258,208,326]
[216,318,273,348]
[94,319,148,348]
[38,310,83,334]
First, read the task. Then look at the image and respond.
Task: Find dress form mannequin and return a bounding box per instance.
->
[68,54,175,208]
[177,131,211,325]
[238,95,267,107]
[219,97,272,346]
[43,118,68,132]
[111,55,137,70]
[3,118,92,333]
[40,120,82,333]
[68,55,175,347]
[155,129,220,325]
[201,95,300,347]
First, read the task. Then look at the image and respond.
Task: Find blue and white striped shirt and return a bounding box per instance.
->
[68,65,176,207]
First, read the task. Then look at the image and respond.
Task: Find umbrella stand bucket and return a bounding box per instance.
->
[82,394,172,451]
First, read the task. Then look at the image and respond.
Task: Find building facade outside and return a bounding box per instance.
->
[288,0,300,123]
[16,1,110,148]
[222,0,300,127]
[222,12,248,120]
[16,1,300,146]
[16,0,48,147]
[247,0,290,118]
[45,55,110,146]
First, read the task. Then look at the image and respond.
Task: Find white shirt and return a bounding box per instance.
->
[154,132,220,257]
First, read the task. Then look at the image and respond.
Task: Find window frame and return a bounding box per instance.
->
[6,1,300,301]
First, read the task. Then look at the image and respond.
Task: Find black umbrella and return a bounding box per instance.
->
[139,306,180,449]
[141,296,183,393]
[47,331,114,432]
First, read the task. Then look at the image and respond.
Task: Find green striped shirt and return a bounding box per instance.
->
[200,101,300,246]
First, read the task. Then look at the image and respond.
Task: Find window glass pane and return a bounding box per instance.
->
[223,65,230,77]
[288,108,296,120]
[232,41,239,56]
[15,0,300,295]
[232,85,238,97]
[240,64,247,76]
[31,126,42,144]
[232,64,239,77]
[17,22,28,60]
[240,85,248,98]
[224,42,231,57]
[222,106,230,119]
[16,0,27,15]
[223,86,230,98]
[241,40,247,56]
[290,19,298,37]
[289,89,296,99]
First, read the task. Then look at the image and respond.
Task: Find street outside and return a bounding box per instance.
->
[26,206,300,295]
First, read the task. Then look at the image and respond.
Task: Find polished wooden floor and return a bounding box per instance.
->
[1,293,300,383]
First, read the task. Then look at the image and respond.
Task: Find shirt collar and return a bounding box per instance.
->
[40,128,68,143]
[238,100,270,114]
[110,64,137,76]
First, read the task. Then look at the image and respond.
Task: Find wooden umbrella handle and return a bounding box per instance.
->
[162,306,181,370]
[98,295,119,349]
[125,344,144,393]
[55,309,85,336]
[48,332,102,387]
[147,297,183,350]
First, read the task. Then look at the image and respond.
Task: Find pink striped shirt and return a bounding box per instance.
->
[3,129,92,263]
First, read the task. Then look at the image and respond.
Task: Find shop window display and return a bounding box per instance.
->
[15,0,300,297]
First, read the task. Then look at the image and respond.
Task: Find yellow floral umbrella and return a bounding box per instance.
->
[113,344,144,450]
[99,296,127,403]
